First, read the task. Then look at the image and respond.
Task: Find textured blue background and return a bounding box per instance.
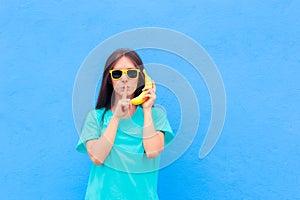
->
[1,1,300,199]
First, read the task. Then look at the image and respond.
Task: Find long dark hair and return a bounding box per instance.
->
[95,48,145,111]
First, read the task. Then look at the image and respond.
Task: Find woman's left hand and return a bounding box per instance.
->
[142,81,156,109]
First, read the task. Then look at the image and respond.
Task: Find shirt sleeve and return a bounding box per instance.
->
[76,110,101,153]
[152,107,174,146]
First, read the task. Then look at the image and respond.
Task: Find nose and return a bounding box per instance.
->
[120,72,128,82]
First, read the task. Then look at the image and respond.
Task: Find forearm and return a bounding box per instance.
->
[86,115,120,165]
[143,108,164,158]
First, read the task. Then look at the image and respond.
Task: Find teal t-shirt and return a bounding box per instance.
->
[76,106,174,200]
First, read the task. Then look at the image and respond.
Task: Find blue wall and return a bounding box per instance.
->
[1,1,300,199]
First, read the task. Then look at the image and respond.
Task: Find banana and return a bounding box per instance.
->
[130,69,153,105]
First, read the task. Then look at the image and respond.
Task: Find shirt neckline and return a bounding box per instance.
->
[108,105,142,119]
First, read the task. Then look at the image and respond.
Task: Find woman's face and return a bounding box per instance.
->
[111,56,139,99]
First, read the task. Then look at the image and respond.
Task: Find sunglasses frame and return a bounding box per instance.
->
[109,69,140,80]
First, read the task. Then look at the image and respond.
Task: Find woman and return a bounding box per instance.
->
[76,48,174,200]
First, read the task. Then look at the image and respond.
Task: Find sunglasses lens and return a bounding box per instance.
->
[127,70,138,78]
[111,70,122,79]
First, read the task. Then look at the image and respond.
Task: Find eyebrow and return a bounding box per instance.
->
[112,67,138,70]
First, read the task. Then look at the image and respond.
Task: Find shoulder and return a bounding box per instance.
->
[85,108,108,121]
[151,105,167,119]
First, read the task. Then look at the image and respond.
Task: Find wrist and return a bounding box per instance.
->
[143,107,152,114]
[143,108,153,128]
[112,114,120,124]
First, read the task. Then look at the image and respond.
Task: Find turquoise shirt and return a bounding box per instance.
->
[76,106,174,200]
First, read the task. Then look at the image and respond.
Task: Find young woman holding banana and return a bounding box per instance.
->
[76,48,174,199]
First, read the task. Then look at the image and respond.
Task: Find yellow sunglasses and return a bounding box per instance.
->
[109,69,140,80]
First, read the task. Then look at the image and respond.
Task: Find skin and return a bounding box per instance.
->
[86,56,164,165]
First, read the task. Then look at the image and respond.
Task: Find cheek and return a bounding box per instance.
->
[112,81,121,90]
[110,81,118,93]
[129,79,139,89]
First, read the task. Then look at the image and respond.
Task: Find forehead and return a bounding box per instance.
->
[113,56,137,69]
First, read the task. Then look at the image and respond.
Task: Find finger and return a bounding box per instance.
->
[121,99,130,107]
[121,103,128,112]
[143,87,155,93]
[129,100,133,110]
[122,86,127,99]
[144,93,156,99]
[122,99,130,108]
[148,88,154,94]
[152,80,156,92]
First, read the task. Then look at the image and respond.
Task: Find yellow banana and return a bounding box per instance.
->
[130,69,153,105]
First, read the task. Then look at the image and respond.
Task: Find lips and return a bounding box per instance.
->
[121,86,129,90]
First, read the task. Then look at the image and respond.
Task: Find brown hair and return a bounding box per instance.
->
[95,48,145,110]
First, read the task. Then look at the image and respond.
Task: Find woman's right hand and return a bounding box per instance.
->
[113,87,132,119]
[114,99,131,119]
